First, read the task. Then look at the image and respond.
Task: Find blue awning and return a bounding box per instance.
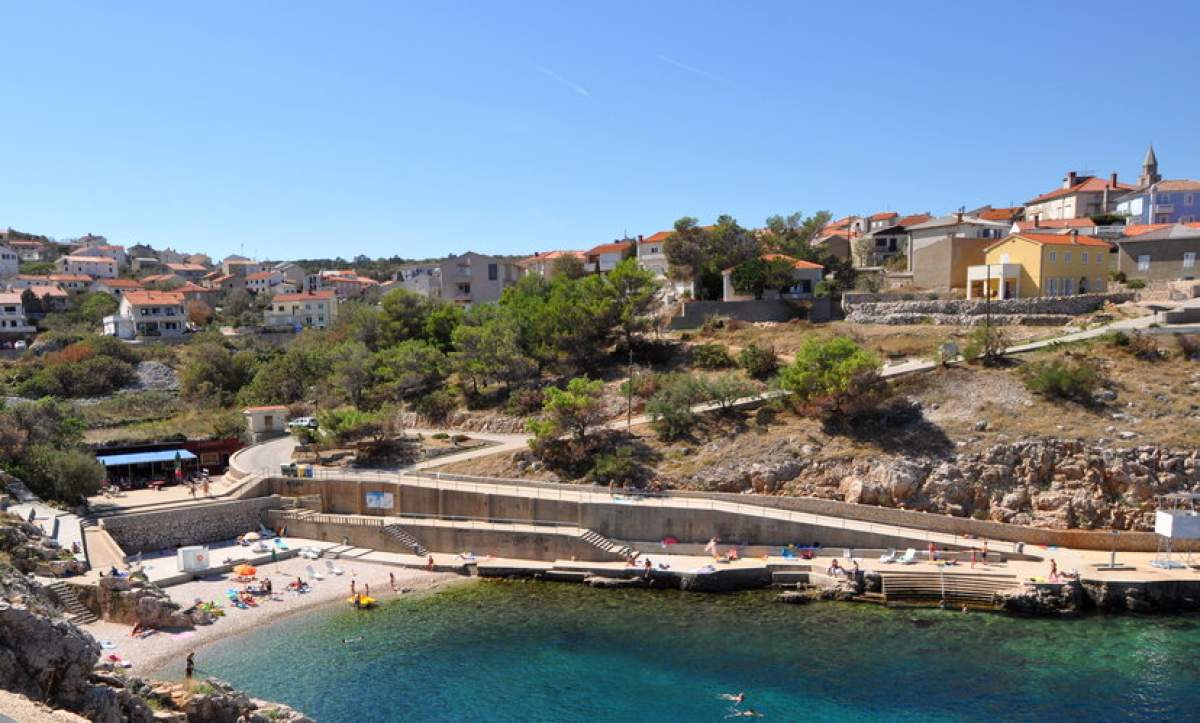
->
[95,449,198,467]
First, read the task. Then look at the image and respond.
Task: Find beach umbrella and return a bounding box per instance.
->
[243,532,261,542]
[233,564,256,576]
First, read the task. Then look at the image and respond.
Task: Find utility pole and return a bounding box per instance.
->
[985,262,992,361]
[626,337,634,431]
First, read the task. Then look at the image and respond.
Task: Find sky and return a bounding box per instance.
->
[2,1,1199,261]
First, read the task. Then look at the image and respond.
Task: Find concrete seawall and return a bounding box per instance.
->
[99,497,284,554]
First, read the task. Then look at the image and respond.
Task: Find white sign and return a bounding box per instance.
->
[365,491,394,509]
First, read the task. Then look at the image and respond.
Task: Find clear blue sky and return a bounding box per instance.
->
[2,1,1197,261]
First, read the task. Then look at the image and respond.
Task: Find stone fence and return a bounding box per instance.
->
[844,293,1135,325]
[99,497,284,554]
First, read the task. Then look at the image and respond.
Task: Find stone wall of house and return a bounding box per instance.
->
[99,497,283,554]
[843,292,1134,325]
[668,300,801,329]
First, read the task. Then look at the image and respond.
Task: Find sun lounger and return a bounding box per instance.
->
[298,547,319,559]
[325,559,345,576]
[879,549,898,563]
[306,564,325,581]
[899,548,917,564]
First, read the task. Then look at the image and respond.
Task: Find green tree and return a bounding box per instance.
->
[777,337,889,422]
[599,258,659,350]
[551,254,587,280]
[21,446,104,501]
[451,308,535,394]
[703,372,757,414]
[527,376,606,443]
[330,341,374,407]
[762,211,833,258]
[373,340,448,402]
[78,293,118,324]
[19,261,54,275]
[729,256,797,299]
[332,301,383,350]
[180,340,256,405]
[379,288,431,345]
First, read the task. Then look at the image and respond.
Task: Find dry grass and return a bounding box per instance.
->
[434,332,1200,481]
[697,320,1052,361]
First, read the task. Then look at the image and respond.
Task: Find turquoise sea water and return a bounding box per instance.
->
[166,581,1200,722]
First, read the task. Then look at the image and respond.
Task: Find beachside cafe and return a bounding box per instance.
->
[96,449,199,490]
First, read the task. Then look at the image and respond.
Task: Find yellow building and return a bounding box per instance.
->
[966,232,1115,299]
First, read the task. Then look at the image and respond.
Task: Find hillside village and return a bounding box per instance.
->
[1,144,1199,538]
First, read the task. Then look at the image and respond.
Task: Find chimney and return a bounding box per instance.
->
[956,211,963,223]
[1070,228,1079,238]
[1065,171,1077,189]
[1110,172,1118,188]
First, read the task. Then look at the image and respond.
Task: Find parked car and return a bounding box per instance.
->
[287,416,318,430]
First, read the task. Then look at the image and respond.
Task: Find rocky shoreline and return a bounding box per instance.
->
[671,438,1200,532]
[0,513,312,722]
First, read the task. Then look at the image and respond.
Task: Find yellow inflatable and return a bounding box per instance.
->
[348,595,377,608]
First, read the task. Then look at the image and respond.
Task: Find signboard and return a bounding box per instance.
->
[1155,510,1200,539]
[365,491,394,510]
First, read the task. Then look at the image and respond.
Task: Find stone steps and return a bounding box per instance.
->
[381,524,429,557]
[579,529,639,561]
[47,581,97,625]
[880,571,1019,605]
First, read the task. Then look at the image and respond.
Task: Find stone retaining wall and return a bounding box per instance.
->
[99,497,283,554]
[668,300,802,329]
[844,292,1134,325]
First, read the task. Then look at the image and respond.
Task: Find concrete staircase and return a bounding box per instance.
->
[46,580,97,625]
[382,524,429,557]
[879,570,1020,606]
[579,529,639,561]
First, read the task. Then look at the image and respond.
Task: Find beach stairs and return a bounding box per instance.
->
[46,580,97,625]
[382,524,429,557]
[879,570,1020,606]
[579,529,639,561]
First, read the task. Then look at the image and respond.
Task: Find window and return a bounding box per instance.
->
[1048,278,1059,295]
[1187,194,1195,206]
[488,263,498,281]
[1081,252,1088,265]
[1048,251,1057,262]
[1063,277,1075,295]
[1159,193,1171,204]
[1096,277,1104,291]
[1063,251,1071,264]
[1138,254,1151,271]
[1185,252,1196,269]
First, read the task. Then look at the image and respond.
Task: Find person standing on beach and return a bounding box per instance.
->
[981,540,989,565]
[389,572,396,591]
[427,555,435,572]
[202,478,210,497]
[351,579,356,596]
[185,652,195,678]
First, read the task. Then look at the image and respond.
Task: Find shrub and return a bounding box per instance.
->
[1125,278,1147,290]
[961,325,1010,366]
[413,389,458,423]
[587,445,644,487]
[738,344,778,380]
[619,370,661,400]
[704,372,757,414]
[432,432,449,440]
[451,434,469,445]
[503,387,544,417]
[1109,270,1127,283]
[692,343,734,369]
[776,336,889,423]
[1020,358,1100,402]
[645,374,706,440]
[1103,330,1162,361]
[527,377,606,443]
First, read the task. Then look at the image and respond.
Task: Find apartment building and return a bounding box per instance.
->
[264,289,338,329]
[56,254,118,279]
[437,252,520,305]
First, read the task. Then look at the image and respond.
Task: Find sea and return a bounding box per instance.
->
[161,580,1200,722]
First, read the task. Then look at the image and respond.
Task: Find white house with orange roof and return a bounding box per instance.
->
[0,292,35,336]
[163,262,208,282]
[584,240,634,274]
[264,289,338,329]
[721,254,825,302]
[515,250,585,279]
[56,254,118,279]
[48,273,95,292]
[89,244,127,268]
[634,231,694,296]
[245,269,287,295]
[1024,171,1135,221]
[106,290,186,339]
[89,278,143,299]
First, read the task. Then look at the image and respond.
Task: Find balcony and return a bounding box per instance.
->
[966,263,1021,299]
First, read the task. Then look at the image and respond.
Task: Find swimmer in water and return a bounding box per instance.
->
[718,693,745,704]
[342,636,363,644]
[725,709,763,718]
